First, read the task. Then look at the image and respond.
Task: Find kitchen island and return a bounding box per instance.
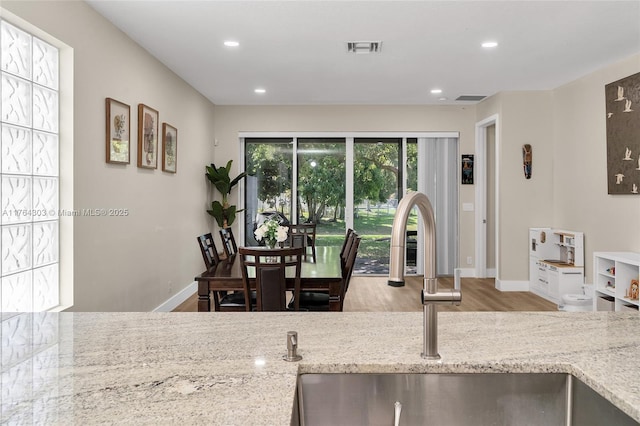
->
[2,311,639,424]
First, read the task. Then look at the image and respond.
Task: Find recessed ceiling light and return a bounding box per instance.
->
[438,97,448,101]
[430,89,442,94]
[254,88,266,94]
[482,41,498,48]
[224,40,239,47]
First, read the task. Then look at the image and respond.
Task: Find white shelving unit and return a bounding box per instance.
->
[593,252,640,312]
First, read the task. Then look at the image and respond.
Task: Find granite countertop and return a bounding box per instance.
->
[2,311,639,424]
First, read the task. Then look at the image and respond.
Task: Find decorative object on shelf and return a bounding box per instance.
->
[105,98,130,164]
[254,218,288,249]
[628,279,639,300]
[206,160,247,228]
[605,71,640,195]
[137,104,159,169]
[161,123,177,173]
[607,267,616,275]
[461,154,474,184]
[522,144,532,179]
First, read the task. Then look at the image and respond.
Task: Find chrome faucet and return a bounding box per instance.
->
[388,192,462,360]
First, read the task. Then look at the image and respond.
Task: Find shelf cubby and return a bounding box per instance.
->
[593,252,640,312]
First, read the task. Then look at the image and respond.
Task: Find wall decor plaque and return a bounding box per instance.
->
[605,72,640,195]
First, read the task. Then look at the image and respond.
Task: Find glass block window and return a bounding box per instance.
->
[1,20,59,312]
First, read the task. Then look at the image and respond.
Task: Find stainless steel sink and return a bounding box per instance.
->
[293,373,638,426]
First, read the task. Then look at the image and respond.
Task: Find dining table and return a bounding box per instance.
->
[195,246,344,312]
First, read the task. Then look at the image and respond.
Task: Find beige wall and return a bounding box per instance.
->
[3,1,216,311]
[213,105,478,268]
[477,55,640,285]
[553,54,640,282]
[497,92,555,281]
[476,92,555,283]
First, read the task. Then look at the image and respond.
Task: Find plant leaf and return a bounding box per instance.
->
[229,171,247,189]
[207,201,225,228]
[225,205,237,226]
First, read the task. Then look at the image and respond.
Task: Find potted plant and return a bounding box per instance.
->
[206,160,247,228]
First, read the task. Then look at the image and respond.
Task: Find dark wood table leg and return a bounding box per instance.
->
[197,280,211,312]
[328,279,342,311]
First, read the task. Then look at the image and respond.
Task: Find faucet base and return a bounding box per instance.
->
[388,280,405,287]
[421,353,441,360]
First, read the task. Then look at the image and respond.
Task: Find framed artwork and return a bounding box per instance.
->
[105,98,130,164]
[605,71,640,195]
[137,104,159,169]
[162,123,177,173]
[461,154,474,184]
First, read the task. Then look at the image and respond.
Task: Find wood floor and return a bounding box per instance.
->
[173,276,557,312]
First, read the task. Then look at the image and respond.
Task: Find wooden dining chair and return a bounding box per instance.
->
[339,228,354,262]
[197,233,220,270]
[288,223,317,262]
[239,247,304,311]
[291,236,361,312]
[340,230,357,272]
[197,233,247,311]
[219,227,238,259]
[339,236,361,302]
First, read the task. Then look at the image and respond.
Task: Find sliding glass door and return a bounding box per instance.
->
[296,138,346,255]
[242,133,458,276]
[244,138,293,245]
[352,138,402,273]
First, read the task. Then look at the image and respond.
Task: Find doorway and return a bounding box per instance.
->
[475,115,499,279]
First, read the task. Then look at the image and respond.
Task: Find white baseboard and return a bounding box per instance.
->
[495,279,530,292]
[457,268,476,277]
[154,281,197,312]
[457,268,495,278]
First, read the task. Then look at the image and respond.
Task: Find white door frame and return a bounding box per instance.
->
[474,114,500,279]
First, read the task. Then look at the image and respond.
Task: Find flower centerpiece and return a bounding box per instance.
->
[254,218,289,249]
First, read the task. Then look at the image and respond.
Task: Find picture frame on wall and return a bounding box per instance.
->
[105,98,130,164]
[461,154,474,184]
[162,123,177,173]
[137,104,159,169]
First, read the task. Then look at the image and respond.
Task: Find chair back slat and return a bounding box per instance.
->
[257,267,287,311]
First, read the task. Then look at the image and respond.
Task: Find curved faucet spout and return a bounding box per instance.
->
[388,192,437,287]
[387,191,461,360]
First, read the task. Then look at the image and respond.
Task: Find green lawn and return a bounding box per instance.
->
[314,208,418,259]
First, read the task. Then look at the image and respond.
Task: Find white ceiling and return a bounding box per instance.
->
[86,0,640,106]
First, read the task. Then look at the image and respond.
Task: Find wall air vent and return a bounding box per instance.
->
[346,41,382,54]
[456,95,487,101]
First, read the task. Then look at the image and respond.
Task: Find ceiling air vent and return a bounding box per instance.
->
[346,41,382,54]
[456,95,487,102]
